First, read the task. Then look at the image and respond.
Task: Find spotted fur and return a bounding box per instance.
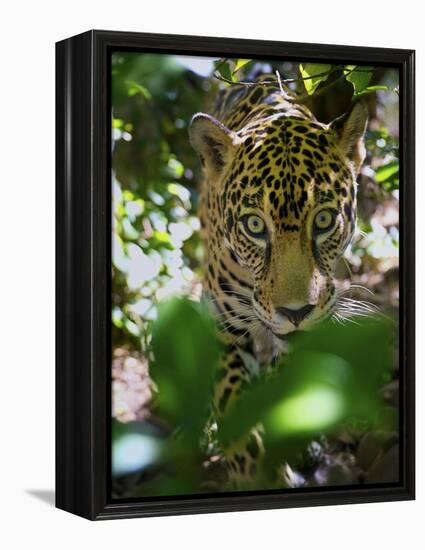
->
[190,76,368,486]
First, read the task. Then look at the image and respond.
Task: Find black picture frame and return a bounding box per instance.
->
[56,29,415,520]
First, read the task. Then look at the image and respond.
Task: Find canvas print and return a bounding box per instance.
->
[111,53,400,499]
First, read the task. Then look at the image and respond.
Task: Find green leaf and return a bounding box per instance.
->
[375,160,399,183]
[124,317,140,337]
[122,217,139,240]
[167,157,184,179]
[344,66,373,94]
[151,298,221,440]
[266,383,346,435]
[125,80,152,100]
[218,317,393,446]
[299,64,332,95]
[112,307,124,329]
[112,118,124,129]
[214,59,235,83]
[233,59,251,74]
[218,349,350,446]
[356,85,392,97]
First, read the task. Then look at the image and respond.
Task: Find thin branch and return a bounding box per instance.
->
[213,71,274,87]
[275,70,284,95]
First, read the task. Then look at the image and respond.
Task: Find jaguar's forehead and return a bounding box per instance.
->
[225,115,354,230]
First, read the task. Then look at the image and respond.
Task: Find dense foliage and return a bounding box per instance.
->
[111,54,400,497]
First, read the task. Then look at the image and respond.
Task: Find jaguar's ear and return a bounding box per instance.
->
[189,113,240,176]
[330,102,368,175]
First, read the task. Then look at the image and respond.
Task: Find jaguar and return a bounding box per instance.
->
[189,75,368,487]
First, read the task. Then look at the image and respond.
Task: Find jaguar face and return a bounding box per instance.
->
[190,103,367,337]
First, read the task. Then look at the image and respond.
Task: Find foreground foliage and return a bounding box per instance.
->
[113,298,397,495]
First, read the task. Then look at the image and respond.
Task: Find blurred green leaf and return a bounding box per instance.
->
[112,118,124,129]
[167,157,184,179]
[151,298,221,439]
[112,307,124,329]
[264,352,349,437]
[126,80,152,100]
[218,317,393,447]
[122,217,139,240]
[375,160,399,183]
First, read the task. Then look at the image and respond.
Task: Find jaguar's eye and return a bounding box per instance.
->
[314,210,335,232]
[241,214,267,238]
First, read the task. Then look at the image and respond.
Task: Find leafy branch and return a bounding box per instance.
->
[213,60,393,103]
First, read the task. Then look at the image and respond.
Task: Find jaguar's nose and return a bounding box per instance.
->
[275,304,315,327]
